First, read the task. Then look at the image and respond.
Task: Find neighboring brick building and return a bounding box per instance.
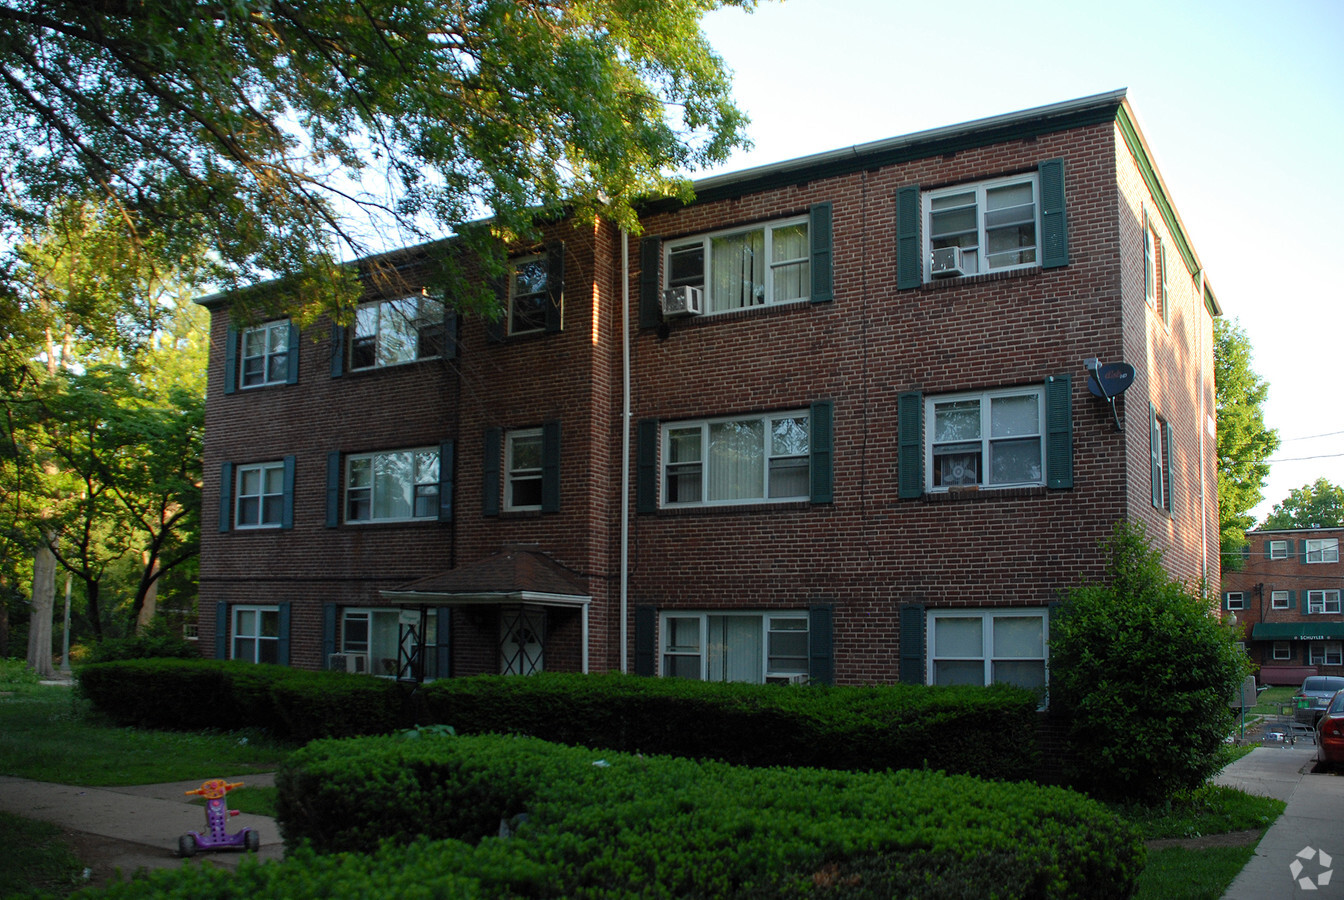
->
[1223,529,1344,683]
[197,89,1221,690]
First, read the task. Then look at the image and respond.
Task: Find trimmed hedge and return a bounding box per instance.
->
[264,732,1142,899]
[77,663,1040,779]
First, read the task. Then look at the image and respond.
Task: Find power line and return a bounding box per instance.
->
[1279,429,1344,443]
[1265,451,1344,463]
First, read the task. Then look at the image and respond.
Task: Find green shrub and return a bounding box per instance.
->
[1049,523,1248,803]
[0,658,41,689]
[265,732,1142,899]
[81,627,199,664]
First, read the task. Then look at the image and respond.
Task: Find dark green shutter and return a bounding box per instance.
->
[1163,420,1175,514]
[224,324,238,394]
[281,455,296,530]
[1241,544,1250,564]
[443,310,459,361]
[899,603,925,685]
[1150,403,1162,509]
[1264,540,1272,560]
[639,236,662,329]
[1302,592,1310,614]
[637,419,658,514]
[635,606,656,676]
[322,603,337,664]
[1222,592,1231,611]
[1045,374,1073,489]
[483,427,501,516]
[286,322,300,384]
[1289,590,1297,609]
[545,243,564,333]
[1038,158,1068,269]
[435,611,451,679]
[1160,243,1171,325]
[277,602,291,666]
[215,602,228,659]
[809,400,834,503]
[809,202,833,304]
[808,605,834,685]
[541,420,561,513]
[897,392,924,499]
[438,440,455,522]
[326,452,341,528]
[487,272,507,342]
[330,324,345,377]
[896,185,922,290]
[1287,539,1295,556]
[218,462,233,532]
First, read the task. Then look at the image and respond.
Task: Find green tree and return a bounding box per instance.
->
[0,0,758,323]
[1262,478,1344,530]
[1214,317,1279,568]
[1050,523,1247,804]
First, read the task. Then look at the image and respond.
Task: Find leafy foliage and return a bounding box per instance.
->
[1261,477,1344,530]
[1049,523,1248,803]
[0,0,758,322]
[1213,317,1278,567]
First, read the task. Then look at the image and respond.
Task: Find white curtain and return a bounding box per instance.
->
[709,420,764,501]
[710,230,764,311]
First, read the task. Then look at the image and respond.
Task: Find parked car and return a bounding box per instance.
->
[1315,689,1344,770]
[1293,676,1344,726]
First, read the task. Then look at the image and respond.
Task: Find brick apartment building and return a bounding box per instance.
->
[197,89,1221,690]
[1223,529,1344,683]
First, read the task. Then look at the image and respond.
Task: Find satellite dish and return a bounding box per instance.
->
[1086,362,1135,399]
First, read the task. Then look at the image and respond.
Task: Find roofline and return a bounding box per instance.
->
[378,590,591,608]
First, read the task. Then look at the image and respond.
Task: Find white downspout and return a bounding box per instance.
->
[620,228,631,673]
[1197,268,1208,584]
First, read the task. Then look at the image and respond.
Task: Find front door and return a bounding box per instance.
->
[500,608,544,675]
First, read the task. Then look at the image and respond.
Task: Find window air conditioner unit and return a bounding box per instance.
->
[765,673,809,686]
[930,246,966,278]
[661,285,703,317]
[328,652,368,674]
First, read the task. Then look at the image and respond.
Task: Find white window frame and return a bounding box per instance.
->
[1273,641,1291,661]
[232,605,279,664]
[1269,540,1288,560]
[1307,590,1341,615]
[1143,218,1157,308]
[664,215,811,314]
[925,387,1046,492]
[341,608,439,678]
[661,410,810,508]
[345,447,440,523]
[1309,641,1343,667]
[1153,412,1173,514]
[349,294,444,370]
[1271,590,1291,610]
[926,608,1049,693]
[923,173,1040,281]
[508,254,551,335]
[505,428,544,511]
[239,320,290,388]
[234,461,286,529]
[658,611,810,683]
[1225,592,1246,611]
[1306,538,1339,564]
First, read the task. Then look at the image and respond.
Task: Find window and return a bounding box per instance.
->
[1273,641,1291,661]
[927,608,1048,692]
[183,622,199,641]
[924,174,1038,279]
[509,255,551,334]
[1306,539,1339,564]
[232,606,279,664]
[235,462,286,529]
[240,321,291,388]
[1307,590,1342,614]
[346,448,440,523]
[665,216,810,313]
[1269,540,1288,560]
[501,607,545,675]
[663,411,810,506]
[506,429,543,511]
[1143,215,1156,308]
[342,608,440,678]
[350,295,444,370]
[659,612,809,683]
[1225,592,1246,611]
[1271,590,1291,610]
[1150,405,1174,514]
[925,388,1044,491]
[1309,642,1343,667]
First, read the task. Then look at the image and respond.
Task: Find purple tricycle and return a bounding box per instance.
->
[178,779,261,857]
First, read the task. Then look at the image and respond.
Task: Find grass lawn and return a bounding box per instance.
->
[0,811,87,899]
[1134,845,1258,900]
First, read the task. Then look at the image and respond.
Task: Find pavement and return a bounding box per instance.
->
[1214,740,1344,898]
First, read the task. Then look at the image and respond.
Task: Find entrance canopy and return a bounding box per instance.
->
[1251,622,1344,641]
[380,547,592,671]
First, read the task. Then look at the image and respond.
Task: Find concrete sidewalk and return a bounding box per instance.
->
[0,773,283,884]
[1214,744,1344,898]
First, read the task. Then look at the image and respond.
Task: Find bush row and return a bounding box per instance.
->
[78,662,1041,779]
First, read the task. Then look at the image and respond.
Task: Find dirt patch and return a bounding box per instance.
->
[56,827,248,893]
[1145,828,1264,852]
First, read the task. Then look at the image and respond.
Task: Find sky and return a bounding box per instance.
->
[693,0,1344,525]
